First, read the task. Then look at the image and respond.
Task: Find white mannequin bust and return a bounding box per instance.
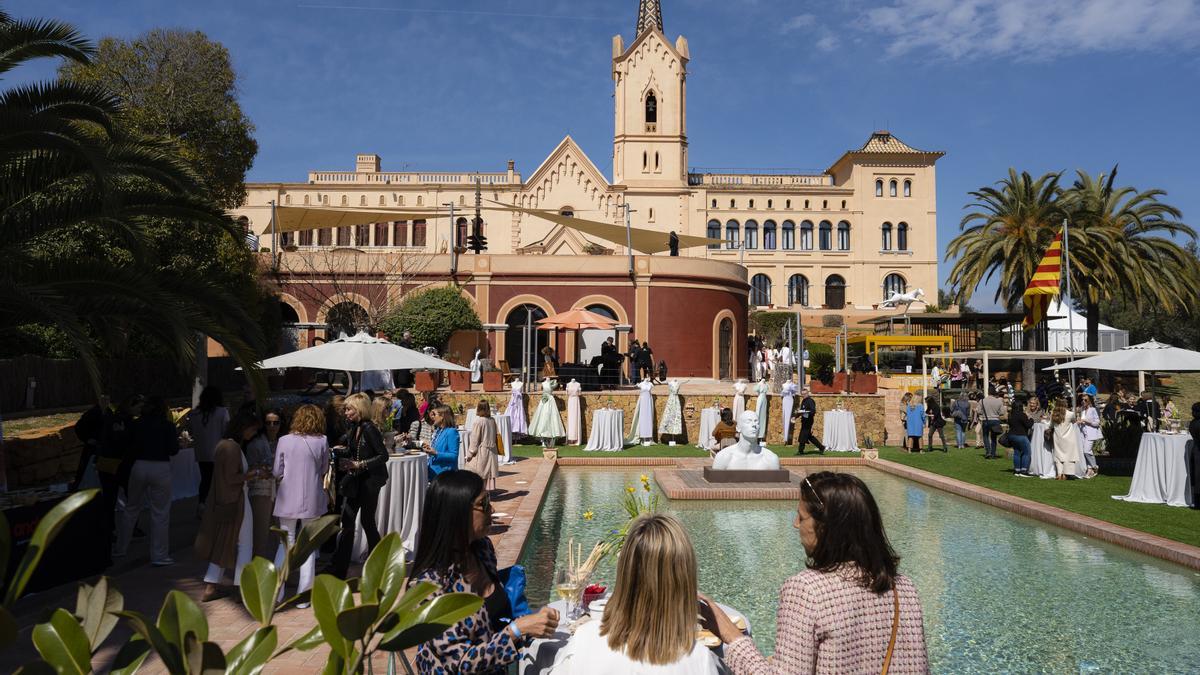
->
[712,411,780,470]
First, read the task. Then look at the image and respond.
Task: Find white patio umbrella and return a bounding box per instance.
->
[252,332,468,383]
[1043,339,1200,373]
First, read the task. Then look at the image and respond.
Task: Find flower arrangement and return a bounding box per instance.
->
[600,474,659,555]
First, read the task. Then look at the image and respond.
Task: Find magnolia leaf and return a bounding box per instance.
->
[335,604,379,642]
[360,533,405,607]
[183,633,227,675]
[226,626,277,675]
[378,592,482,652]
[238,558,279,626]
[310,575,352,659]
[75,577,122,650]
[109,636,151,675]
[115,610,181,674]
[31,608,91,675]
[156,590,207,649]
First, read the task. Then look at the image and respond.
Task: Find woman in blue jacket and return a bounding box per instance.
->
[904,393,926,452]
[424,404,461,479]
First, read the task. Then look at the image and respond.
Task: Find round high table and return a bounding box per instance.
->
[584,409,625,452]
[1028,422,1087,479]
[1113,433,1194,507]
[353,453,428,559]
[822,409,859,452]
[462,410,514,466]
[697,406,721,448]
[519,598,750,675]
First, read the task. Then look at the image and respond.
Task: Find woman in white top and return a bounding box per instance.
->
[1051,401,1082,480]
[551,513,721,675]
[1077,394,1102,478]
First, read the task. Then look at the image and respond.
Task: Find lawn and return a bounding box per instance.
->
[510,441,1200,549]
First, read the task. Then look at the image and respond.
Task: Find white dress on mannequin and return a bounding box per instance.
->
[628,379,655,442]
[732,380,747,420]
[565,379,583,444]
[754,379,769,440]
[505,379,527,435]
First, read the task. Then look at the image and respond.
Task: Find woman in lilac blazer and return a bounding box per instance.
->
[272,404,330,607]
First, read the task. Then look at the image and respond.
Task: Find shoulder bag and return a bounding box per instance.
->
[881,586,900,675]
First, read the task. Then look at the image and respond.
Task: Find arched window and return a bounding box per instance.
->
[285,194,292,205]
[875,179,884,197]
[654,152,660,171]
[822,200,828,209]
[804,199,810,209]
[725,220,740,249]
[881,222,893,250]
[841,200,847,209]
[730,199,736,209]
[750,274,772,306]
[645,92,657,125]
[379,195,386,205]
[749,199,755,209]
[341,195,348,206]
[707,219,721,250]
[897,222,909,251]
[763,220,777,250]
[837,221,851,251]
[744,219,758,250]
[416,195,423,206]
[455,217,468,246]
[825,274,846,310]
[781,220,795,250]
[800,220,814,250]
[786,199,792,209]
[788,274,809,306]
[903,179,912,197]
[643,151,648,171]
[883,273,907,299]
[579,304,618,362]
[505,304,549,371]
[767,199,773,209]
[889,179,897,197]
[818,220,832,251]
[327,301,370,337]
[303,194,310,205]
[711,198,717,208]
[360,195,367,206]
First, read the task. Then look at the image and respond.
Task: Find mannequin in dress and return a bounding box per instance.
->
[754,378,769,441]
[732,380,747,420]
[780,381,798,445]
[469,349,483,383]
[627,378,656,443]
[565,379,583,444]
[712,411,780,470]
[505,377,527,435]
[658,379,684,442]
[527,377,565,446]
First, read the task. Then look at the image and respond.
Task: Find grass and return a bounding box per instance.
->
[3,412,81,435]
[509,440,1200,550]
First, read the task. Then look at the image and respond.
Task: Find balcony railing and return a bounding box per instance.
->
[687,168,831,187]
[307,171,519,185]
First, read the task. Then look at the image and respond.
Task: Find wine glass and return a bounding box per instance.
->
[553,567,581,622]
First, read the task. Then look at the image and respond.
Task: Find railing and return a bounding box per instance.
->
[687,168,831,187]
[307,171,518,185]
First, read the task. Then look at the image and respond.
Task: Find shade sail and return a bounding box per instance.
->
[492,204,722,254]
[1043,339,1200,372]
[272,206,449,234]
[253,332,468,372]
[536,308,620,330]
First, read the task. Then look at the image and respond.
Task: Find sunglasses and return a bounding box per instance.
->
[473,494,492,512]
[802,475,825,511]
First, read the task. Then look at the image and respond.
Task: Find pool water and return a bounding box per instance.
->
[517,467,1200,673]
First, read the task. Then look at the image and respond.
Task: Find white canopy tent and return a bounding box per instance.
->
[250,332,468,391]
[1002,300,1128,352]
[1044,339,1200,392]
[920,350,1101,399]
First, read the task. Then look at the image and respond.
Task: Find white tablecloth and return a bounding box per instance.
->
[697,407,721,448]
[822,410,859,452]
[520,599,749,675]
[461,411,514,466]
[584,409,625,452]
[1028,422,1087,479]
[354,454,428,558]
[1113,433,1194,507]
[170,447,199,500]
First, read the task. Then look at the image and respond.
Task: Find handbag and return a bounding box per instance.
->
[881,587,900,675]
[497,565,531,619]
[997,431,1012,448]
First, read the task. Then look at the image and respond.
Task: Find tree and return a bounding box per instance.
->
[1059,166,1198,351]
[60,29,258,209]
[0,9,268,392]
[379,286,481,352]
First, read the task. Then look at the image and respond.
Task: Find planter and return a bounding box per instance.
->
[810,379,839,394]
[542,449,558,460]
[849,373,877,394]
[414,370,437,393]
[482,371,504,392]
[449,370,471,392]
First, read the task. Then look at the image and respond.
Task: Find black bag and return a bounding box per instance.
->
[997,431,1012,448]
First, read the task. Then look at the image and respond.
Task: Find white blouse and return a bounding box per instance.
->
[549,620,721,675]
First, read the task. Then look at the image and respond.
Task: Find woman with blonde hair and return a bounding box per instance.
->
[465,400,499,490]
[551,513,721,673]
[272,404,329,607]
[328,392,389,578]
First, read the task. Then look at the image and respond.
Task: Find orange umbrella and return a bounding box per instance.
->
[536,309,619,330]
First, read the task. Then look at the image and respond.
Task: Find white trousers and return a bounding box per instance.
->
[203,494,253,586]
[114,460,172,562]
[273,516,319,599]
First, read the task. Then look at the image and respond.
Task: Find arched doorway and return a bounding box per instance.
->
[824,275,846,310]
[279,301,300,353]
[719,318,734,380]
[505,304,548,376]
[578,304,618,363]
[326,301,369,339]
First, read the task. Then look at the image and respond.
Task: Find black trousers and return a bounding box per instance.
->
[197,460,214,505]
[796,421,825,453]
[331,482,382,576]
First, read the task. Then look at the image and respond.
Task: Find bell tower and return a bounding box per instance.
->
[611,0,688,188]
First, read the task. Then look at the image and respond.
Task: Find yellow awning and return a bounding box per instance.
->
[271,206,449,234]
[493,205,722,254]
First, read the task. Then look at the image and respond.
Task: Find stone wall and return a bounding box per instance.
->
[436,391,885,447]
[4,423,81,488]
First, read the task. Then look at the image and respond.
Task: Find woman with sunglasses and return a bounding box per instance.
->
[412,471,559,674]
[700,472,928,674]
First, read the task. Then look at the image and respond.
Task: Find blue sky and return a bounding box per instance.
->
[11,0,1200,310]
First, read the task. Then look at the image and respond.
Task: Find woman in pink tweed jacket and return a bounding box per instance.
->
[701,471,929,674]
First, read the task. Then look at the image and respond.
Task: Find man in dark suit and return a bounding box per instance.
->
[793,387,825,455]
[1135,391,1162,431]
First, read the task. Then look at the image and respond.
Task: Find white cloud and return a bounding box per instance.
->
[862,0,1200,60]
[815,33,840,51]
[780,13,816,33]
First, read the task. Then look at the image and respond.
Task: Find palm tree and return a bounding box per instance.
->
[1060,166,1198,351]
[0,9,267,393]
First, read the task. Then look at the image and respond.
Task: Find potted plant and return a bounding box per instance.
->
[449,369,471,391]
[414,369,437,392]
[482,362,504,391]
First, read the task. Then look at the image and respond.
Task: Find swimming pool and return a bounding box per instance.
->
[517,467,1200,673]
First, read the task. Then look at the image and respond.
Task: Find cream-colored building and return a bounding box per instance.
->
[234,0,942,327]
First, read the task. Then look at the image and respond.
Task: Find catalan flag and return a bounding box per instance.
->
[1021,228,1063,329]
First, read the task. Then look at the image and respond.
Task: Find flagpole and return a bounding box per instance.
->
[1062,217,1076,410]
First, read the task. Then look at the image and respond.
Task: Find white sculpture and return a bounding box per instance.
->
[712,411,780,471]
[880,287,925,316]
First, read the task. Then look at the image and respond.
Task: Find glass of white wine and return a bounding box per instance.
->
[553,568,582,622]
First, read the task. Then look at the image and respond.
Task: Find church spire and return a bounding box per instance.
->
[635,0,663,36]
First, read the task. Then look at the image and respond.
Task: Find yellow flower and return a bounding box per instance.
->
[639,474,650,483]
[626,486,636,494]
[583,510,594,521]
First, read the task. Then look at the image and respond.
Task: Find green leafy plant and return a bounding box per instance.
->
[379,286,481,352]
